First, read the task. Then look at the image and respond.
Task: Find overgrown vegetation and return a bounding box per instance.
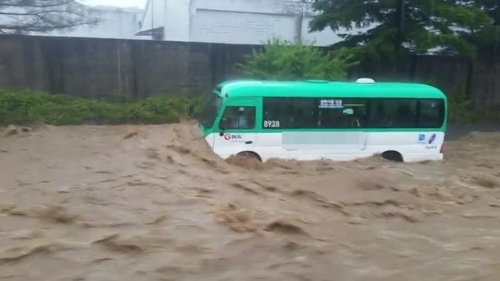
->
[310,0,498,60]
[237,38,358,80]
[0,89,206,126]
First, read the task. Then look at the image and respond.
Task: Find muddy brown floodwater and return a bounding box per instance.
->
[1,121,500,281]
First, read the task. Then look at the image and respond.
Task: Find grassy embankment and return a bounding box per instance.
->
[0,89,206,126]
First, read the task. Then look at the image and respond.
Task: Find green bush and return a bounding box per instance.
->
[237,38,358,80]
[416,78,500,125]
[0,89,207,126]
[447,86,500,124]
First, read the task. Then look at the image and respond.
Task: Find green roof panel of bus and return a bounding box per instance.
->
[216,80,447,100]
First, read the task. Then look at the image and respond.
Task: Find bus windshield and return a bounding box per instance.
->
[199,93,222,129]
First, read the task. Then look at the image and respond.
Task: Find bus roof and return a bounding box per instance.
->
[216,80,447,99]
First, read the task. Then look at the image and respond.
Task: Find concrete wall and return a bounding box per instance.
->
[0,35,499,108]
[0,35,254,99]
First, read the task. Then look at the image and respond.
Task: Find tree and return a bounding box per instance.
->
[309,0,494,60]
[464,0,500,54]
[0,0,100,34]
[238,38,358,80]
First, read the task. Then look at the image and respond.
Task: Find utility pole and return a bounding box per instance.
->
[295,0,306,44]
[151,0,155,40]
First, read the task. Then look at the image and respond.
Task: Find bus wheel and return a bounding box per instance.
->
[236,151,262,162]
[381,151,403,162]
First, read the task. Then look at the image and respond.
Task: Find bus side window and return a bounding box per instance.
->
[263,97,316,129]
[394,101,417,128]
[219,106,256,130]
[368,99,416,128]
[370,102,390,127]
[418,99,443,128]
[318,99,366,128]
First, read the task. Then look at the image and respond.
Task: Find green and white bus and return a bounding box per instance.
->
[197,78,447,162]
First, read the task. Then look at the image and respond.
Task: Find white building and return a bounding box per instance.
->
[1,0,369,46]
[35,5,144,40]
[136,0,361,46]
